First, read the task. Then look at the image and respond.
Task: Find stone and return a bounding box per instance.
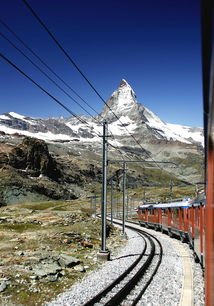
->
[32,262,62,277]
[17,251,24,256]
[73,265,86,272]
[0,280,10,292]
[9,137,62,182]
[58,254,80,268]
[45,274,59,282]
[0,217,8,223]
[62,239,72,244]
[81,241,93,248]
[29,275,38,280]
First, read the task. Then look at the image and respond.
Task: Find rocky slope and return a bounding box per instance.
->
[0,137,61,181]
[99,80,203,145]
[0,137,104,205]
[0,80,204,204]
[0,135,188,205]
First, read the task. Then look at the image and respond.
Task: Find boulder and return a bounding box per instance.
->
[0,280,10,292]
[32,262,62,278]
[81,241,93,248]
[58,254,80,268]
[8,137,62,182]
[73,265,86,272]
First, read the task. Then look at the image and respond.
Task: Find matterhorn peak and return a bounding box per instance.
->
[119,79,131,88]
[100,79,141,121]
[117,79,137,100]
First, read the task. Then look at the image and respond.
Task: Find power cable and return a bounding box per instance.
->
[0,31,102,121]
[0,19,99,116]
[22,0,107,106]
[13,1,181,173]
[0,19,126,160]
[21,0,167,172]
[0,52,90,126]
[0,52,126,160]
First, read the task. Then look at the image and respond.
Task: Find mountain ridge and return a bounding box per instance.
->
[0,80,204,203]
[0,79,203,146]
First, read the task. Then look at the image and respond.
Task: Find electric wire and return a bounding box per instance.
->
[0,19,99,116]
[21,0,166,172]
[0,20,126,160]
[6,2,182,174]
[0,52,90,126]
[0,52,127,161]
[21,0,107,106]
[0,45,125,162]
[0,30,102,121]
[1,15,147,167]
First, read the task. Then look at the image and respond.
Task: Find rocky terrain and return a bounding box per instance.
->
[0,79,204,204]
[0,79,205,306]
[0,200,126,306]
[0,136,104,205]
[1,134,199,205]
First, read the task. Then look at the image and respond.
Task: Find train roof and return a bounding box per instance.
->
[138,198,205,210]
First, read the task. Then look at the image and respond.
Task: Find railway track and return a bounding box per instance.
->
[84,220,163,306]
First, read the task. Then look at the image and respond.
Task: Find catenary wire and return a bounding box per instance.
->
[0,52,127,160]
[0,53,179,181]
[0,52,91,126]
[0,19,100,116]
[0,19,126,160]
[0,39,173,188]
[0,31,102,121]
[21,0,107,106]
[21,0,166,172]
[7,2,181,174]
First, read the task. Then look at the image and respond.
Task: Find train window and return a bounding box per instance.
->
[149,209,154,215]
[171,208,179,218]
[162,209,167,215]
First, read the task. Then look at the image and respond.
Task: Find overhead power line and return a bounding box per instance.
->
[0,31,101,120]
[0,19,126,159]
[22,0,106,104]
[0,19,99,116]
[21,0,165,171]
[0,20,127,157]
[0,52,89,126]
[0,52,127,160]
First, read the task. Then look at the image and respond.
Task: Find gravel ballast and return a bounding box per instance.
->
[46,224,205,306]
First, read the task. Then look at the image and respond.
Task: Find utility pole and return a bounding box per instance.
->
[122,162,127,237]
[94,194,97,215]
[130,197,133,218]
[107,159,177,237]
[97,121,110,261]
[170,181,173,200]
[195,184,199,198]
[111,177,113,224]
[126,189,129,220]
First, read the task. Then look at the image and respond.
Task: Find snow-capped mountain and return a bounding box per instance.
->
[100,79,203,146]
[0,80,203,146]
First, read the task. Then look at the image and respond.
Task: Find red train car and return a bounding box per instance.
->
[138,198,205,264]
[138,2,214,303]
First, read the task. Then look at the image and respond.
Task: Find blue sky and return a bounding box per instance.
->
[1,0,203,127]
